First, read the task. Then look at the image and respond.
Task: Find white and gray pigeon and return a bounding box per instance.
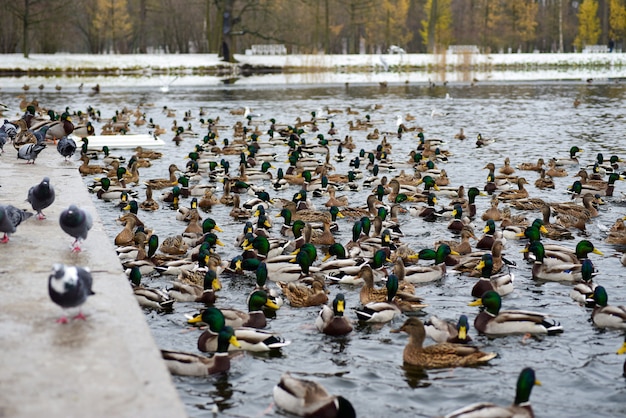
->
[27,176,55,220]
[56,135,76,160]
[0,204,33,243]
[59,204,93,252]
[17,141,46,164]
[48,263,95,323]
[0,120,17,154]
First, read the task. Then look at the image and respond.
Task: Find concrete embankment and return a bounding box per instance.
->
[0,146,186,418]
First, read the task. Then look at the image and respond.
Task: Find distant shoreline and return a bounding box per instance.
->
[1,52,625,76]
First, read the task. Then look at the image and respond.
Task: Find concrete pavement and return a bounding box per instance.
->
[0,145,186,418]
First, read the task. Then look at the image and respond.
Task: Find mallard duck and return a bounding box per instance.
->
[161,326,239,376]
[476,219,497,250]
[78,154,107,176]
[278,276,329,308]
[129,267,175,311]
[134,146,163,159]
[522,241,584,282]
[589,286,626,330]
[475,132,495,147]
[167,269,222,304]
[454,239,507,276]
[190,290,279,329]
[114,213,137,246]
[436,226,476,256]
[159,234,189,256]
[481,196,503,221]
[324,186,349,207]
[553,146,583,166]
[139,186,159,211]
[538,204,574,240]
[315,293,353,336]
[443,368,540,418]
[198,189,219,211]
[516,158,544,172]
[469,291,563,337]
[569,259,598,306]
[273,372,356,418]
[471,253,514,298]
[497,177,529,201]
[390,317,496,369]
[193,307,290,352]
[499,157,516,175]
[309,220,335,246]
[545,159,568,177]
[534,168,555,189]
[354,273,403,323]
[395,250,449,283]
[424,314,473,344]
[144,164,180,189]
[606,216,626,245]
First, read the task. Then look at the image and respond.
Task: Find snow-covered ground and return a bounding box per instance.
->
[0,52,625,88]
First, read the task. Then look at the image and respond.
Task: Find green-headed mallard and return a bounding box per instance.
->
[471,253,514,298]
[569,259,598,306]
[553,146,583,166]
[161,326,239,376]
[354,273,402,323]
[129,266,175,311]
[469,291,563,337]
[167,269,221,304]
[443,368,540,418]
[192,307,290,352]
[315,293,353,336]
[273,372,356,418]
[424,314,472,344]
[390,317,496,369]
[522,241,583,282]
[589,286,626,330]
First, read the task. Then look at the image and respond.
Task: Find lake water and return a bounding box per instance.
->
[2,79,626,417]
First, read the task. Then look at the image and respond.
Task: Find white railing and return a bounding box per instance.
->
[247,44,287,55]
[582,45,610,53]
[448,45,480,54]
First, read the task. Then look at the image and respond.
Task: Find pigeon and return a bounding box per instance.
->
[0,204,33,243]
[17,141,46,164]
[33,125,50,144]
[48,263,95,323]
[0,120,17,154]
[56,135,77,160]
[27,177,55,220]
[59,204,93,252]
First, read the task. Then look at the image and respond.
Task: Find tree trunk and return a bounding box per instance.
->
[221,0,234,62]
[22,0,29,58]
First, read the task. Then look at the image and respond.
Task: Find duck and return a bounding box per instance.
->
[606,216,626,245]
[534,168,555,189]
[139,186,159,211]
[278,276,329,308]
[499,157,516,175]
[192,307,290,352]
[516,158,544,172]
[442,368,541,418]
[553,146,583,166]
[589,286,626,330]
[424,314,473,344]
[324,186,349,207]
[160,326,239,376]
[129,267,175,311]
[144,164,180,189]
[569,259,598,306]
[497,177,529,201]
[390,317,496,369]
[475,132,495,147]
[167,269,222,304]
[471,253,514,298]
[539,204,574,240]
[78,154,107,176]
[354,273,403,323]
[469,290,563,337]
[272,372,356,418]
[114,213,138,247]
[545,159,568,177]
[315,293,353,336]
[522,241,582,282]
[395,248,451,283]
[481,196,503,221]
[476,219,497,250]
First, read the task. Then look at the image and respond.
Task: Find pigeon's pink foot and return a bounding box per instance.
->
[73,312,87,321]
[56,317,69,324]
[1,234,9,243]
[37,213,46,220]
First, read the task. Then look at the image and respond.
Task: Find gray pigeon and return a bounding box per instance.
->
[27,177,55,220]
[17,142,46,164]
[0,120,17,154]
[56,135,77,160]
[33,125,49,144]
[0,204,33,242]
[48,263,95,323]
[59,204,93,252]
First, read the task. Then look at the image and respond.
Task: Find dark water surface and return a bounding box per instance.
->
[2,81,626,417]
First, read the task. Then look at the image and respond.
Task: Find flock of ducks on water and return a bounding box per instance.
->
[2,91,626,418]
